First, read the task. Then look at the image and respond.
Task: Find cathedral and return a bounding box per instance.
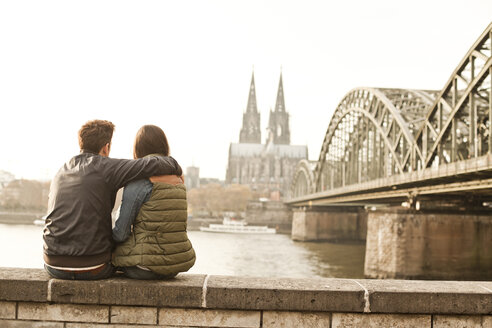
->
[226,71,308,199]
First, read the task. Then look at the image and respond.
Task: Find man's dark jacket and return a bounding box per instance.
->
[43,151,182,268]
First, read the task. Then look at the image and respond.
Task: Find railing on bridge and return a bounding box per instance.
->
[291,22,492,203]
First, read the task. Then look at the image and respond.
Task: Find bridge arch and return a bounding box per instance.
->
[312,88,436,192]
[291,160,316,198]
[415,22,492,167]
[291,22,491,198]
[313,88,435,192]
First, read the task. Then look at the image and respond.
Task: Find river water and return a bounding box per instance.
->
[0,224,365,279]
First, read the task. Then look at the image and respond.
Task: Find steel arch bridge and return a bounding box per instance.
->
[290,22,492,206]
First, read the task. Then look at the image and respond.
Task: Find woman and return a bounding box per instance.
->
[112,125,196,279]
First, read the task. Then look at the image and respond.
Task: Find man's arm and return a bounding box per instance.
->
[149,175,184,184]
[112,180,152,243]
[105,156,183,190]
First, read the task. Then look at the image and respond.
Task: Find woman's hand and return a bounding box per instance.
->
[150,175,184,185]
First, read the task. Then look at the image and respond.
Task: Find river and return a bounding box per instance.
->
[0,223,365,279]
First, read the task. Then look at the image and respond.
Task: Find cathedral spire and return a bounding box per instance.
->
[239,70,261,144]
[274,71,286,112]
[267,70,290,145]
[246,71,258,113]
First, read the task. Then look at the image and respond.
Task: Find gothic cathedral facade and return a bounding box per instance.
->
[226,71,308,199]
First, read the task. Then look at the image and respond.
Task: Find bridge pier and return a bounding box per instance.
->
[364,208,492,280]
[291,206,367,242]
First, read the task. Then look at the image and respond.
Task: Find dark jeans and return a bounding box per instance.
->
[121,266,176,280]
[44,263,115,280]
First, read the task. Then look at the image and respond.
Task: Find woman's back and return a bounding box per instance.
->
[113,180,196,276]
[112,125,195,279]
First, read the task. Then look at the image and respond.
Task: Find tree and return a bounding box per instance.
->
[187,184,252,217]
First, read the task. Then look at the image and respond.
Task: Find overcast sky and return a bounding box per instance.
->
[1,0,491,181]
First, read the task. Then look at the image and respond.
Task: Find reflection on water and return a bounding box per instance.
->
[299,241,365,278]
[0,224,365,278]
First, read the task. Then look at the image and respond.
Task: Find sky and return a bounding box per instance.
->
[0,0,491,181]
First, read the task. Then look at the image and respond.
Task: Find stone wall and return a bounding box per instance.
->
[1,268,491,327]
[245,200,293,234]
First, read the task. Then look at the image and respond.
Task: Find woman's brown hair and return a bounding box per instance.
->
[133,125,170,159]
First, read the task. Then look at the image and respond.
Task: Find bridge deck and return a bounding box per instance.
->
[287,154,492,206]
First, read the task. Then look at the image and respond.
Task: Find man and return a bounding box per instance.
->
[43,120,182,280]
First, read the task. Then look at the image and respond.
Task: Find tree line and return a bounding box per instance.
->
[187,183,252,217]
[0,179,253,217]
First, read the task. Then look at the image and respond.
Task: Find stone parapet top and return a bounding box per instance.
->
[1,268,491,315]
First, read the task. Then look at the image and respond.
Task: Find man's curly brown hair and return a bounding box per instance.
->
[78,120,115,154]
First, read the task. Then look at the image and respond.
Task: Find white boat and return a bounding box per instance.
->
[33,218,45,226]
[199,217,276,234]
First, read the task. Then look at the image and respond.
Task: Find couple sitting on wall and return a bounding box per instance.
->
[43,120,196,280]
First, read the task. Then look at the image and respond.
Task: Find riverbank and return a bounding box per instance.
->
[1,211,291,234]
[0,212,43,225]
[0,214,220,228]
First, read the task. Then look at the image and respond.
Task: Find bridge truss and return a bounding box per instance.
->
[291,22,492,205]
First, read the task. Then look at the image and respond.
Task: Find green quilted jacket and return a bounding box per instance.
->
[112,182,196,276]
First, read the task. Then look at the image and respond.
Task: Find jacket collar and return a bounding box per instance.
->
[80,149,99,155]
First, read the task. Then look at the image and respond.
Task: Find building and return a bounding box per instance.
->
[226,71,308,199]
[0,170,15,189]
[0,179,50,210]
[184,166,200,190]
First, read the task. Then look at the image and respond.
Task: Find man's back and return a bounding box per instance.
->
[44,152,116,267]
[43,151,182,269]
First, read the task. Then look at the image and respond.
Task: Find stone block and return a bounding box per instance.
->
[206,275,365,312]
[0,268,49,302]
[357,279,492,314]
[484,316,492,328]
[332,313,431,327]
[159,308,261,327]
[0,319,64,327]
[479,282,492,293]
[67,324,164,328]
[17,302,108,323]
[0,301,16,319]
[49,274,205,308]
[110,305,157,324]
[433,315,483,328]
[262,310,331,327]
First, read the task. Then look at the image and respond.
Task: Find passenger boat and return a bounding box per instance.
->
[199,217,276,234]
[33,216,46,226]
[33,219,45,226]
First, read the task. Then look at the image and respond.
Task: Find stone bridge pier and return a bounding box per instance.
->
[364,208,492,280]
[291,206,492,280]
[291,206,367,242]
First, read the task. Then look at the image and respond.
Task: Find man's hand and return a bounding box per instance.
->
[150,175,184,185]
